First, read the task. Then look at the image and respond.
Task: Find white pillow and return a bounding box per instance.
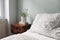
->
[30,13,60,38]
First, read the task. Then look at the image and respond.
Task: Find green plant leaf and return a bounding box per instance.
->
[21,12,27,17]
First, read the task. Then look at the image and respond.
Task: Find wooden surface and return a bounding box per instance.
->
[11,23,31,34]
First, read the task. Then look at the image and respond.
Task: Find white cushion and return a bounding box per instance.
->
[30,13,60,38]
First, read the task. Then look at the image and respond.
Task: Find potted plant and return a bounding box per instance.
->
[20,12,27,23]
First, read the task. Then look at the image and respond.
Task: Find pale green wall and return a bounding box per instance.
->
[23,0,60,19]
[18,0,60,22]
[17,0,23,22]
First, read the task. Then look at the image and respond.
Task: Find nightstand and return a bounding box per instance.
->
[11,23,31,34]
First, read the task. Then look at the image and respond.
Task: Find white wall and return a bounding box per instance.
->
[23,0,60,19]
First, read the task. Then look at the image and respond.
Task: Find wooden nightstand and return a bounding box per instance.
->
[11,23,31,34]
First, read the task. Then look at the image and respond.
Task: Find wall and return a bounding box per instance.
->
[5,0,17,35]
[22,0,60,19]
[17,0,23,21]
[9,0,17,24]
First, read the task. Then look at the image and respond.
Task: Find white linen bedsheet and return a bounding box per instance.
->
[0,31,56,40]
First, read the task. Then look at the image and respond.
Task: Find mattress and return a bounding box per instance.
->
[0,30,56,40]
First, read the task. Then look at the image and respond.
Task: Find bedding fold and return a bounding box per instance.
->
[0,31,56,40]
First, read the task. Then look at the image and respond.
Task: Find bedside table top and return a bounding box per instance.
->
[11,23,25,27]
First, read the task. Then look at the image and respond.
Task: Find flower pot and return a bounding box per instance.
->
[21,16,26,23]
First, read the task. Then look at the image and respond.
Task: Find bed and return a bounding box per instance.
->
[1,30,56,40]
[1,13,60,40]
